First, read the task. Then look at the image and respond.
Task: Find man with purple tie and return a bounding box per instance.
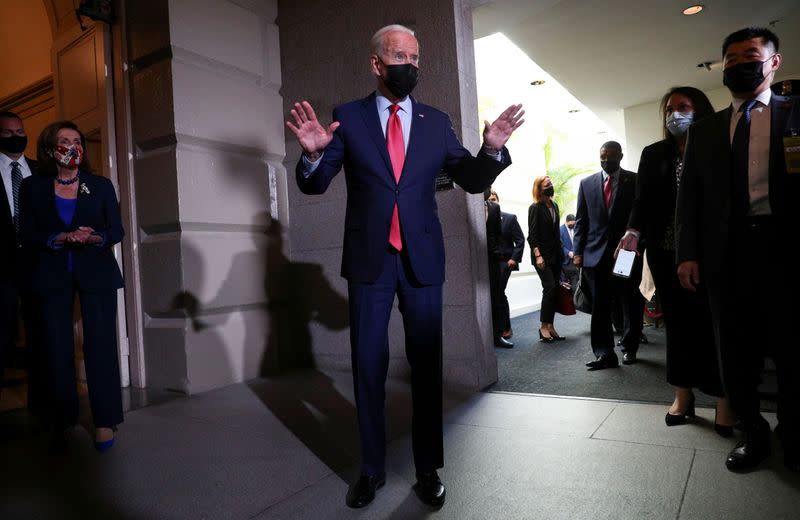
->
[286,24,524,509]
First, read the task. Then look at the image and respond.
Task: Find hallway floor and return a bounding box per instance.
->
[1,369,798,519]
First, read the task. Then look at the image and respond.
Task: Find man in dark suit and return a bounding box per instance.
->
[286,25,524,508]
[573,141,642,369]
[484,190,513,348]
[559,213,579,290]
[487,190,524,340]
[0,111,42,407]
[677,27,800,473]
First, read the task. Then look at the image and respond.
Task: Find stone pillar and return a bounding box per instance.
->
[127,0,286,393]
[278,0,497,391]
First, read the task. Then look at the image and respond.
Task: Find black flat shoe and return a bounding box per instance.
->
[665,393,695,426]
[726,440,770,472]
[414,470,445,508]
[585,355,619,371]
[346,472,386,508]
[622,352,637,365]
[494,336,514,348]
[538,331,554,344]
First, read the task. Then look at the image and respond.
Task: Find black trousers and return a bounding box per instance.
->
[488,255,505,336]
[584,251,643,359]
[707,217,799,439]
[535,261,561,324]
[648,248,722,396]
[498,261,513,332]
[39,283,123,429]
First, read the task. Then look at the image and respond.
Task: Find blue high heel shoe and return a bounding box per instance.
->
[94,437,115,453]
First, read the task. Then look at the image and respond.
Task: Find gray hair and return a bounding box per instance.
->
[370,24,415,56]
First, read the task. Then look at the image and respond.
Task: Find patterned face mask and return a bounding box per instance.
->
[54,144,82,169]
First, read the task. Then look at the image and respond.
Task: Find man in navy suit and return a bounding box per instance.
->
[286,25,524,508]
[559,213,578,290]
[487,190,524,340]
[0,112,42,408]
[677,27,800,473]
[573,142,642,369]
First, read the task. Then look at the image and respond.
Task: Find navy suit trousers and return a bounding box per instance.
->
[347,248,443,476]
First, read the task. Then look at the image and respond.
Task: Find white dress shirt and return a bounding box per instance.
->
[0,153,32,218]
[729,88,772,215]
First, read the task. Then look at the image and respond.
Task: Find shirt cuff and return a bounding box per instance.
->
[47,233,64,250]
[301,152,324,177]
[482,146,503,162]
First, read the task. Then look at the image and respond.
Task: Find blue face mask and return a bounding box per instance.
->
[666,111,694,137]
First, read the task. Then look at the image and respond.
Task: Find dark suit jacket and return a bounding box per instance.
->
[19,171,125,291]
[628,139,679,250]
[573,169,638,268]
[486,201,502,261]
[559,223,573,265]
[499,211,524,269]
[296,93,510,285]
[1,157,37,287]
[527,201,562,266]
[676,94,800,273]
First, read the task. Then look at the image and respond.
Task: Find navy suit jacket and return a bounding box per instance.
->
[1,157,37,287]
[499,211,524,268]
[573,169,637,268]
[19,171,124,291]
[677,94,800,274]
[296,93,510,284]
[559,223,573,265]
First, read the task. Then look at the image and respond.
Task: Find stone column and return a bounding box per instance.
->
[127,0,286,393]
[278,0,497,391]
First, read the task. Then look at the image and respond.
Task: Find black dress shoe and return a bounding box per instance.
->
[725,440,771,472]
[622,352,637,365]
[346,472,386,508]
[640,333,648,344]
[665,393,695,426]
[585,355,619,371]
[414,470,445,508]
[494,336,514,348]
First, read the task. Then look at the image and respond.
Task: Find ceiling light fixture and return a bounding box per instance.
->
[568,109,580,113]
[697,60,722,71]
[530,80,546,86]
[682,4,704,15]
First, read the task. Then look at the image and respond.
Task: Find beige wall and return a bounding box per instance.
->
[0,1,52,95]
[0,1,55,158]
[279,0,499,391]
[128,0,285,393]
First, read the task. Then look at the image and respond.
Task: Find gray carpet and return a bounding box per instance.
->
[490,311,777,412]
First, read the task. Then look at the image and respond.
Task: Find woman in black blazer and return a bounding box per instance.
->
[19,121,124,452]
[620,87,733,434]
[528,175,564,342]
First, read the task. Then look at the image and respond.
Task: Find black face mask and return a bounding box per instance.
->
[543,186,554,197]
[0,135,27,154]
[380,61,419,99]
[723,57,771,94]
[601,160,620,173]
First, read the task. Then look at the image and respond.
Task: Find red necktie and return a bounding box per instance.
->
[603,175,613,209]
[387,104,405,251]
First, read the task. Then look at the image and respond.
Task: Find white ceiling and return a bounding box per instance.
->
[472,0,800,119]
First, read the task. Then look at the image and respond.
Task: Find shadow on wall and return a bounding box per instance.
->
[251,215,360,480]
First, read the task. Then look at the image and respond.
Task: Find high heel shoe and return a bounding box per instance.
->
[551,332,566,341]
[539,330,554,344]
[665,393,695,426]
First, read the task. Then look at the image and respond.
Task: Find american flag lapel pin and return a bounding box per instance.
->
[418,113,424,118]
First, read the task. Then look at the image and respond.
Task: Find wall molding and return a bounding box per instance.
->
[0,75,55,117]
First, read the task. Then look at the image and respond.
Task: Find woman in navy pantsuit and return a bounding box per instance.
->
[19,121,124,452]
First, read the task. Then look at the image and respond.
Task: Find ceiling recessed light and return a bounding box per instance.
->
[568,109,580,113]
[530,80,546,86]
[683,4,704,15]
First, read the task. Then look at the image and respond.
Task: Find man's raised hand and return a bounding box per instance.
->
[483,104,525,151]
[286,101,340,157]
